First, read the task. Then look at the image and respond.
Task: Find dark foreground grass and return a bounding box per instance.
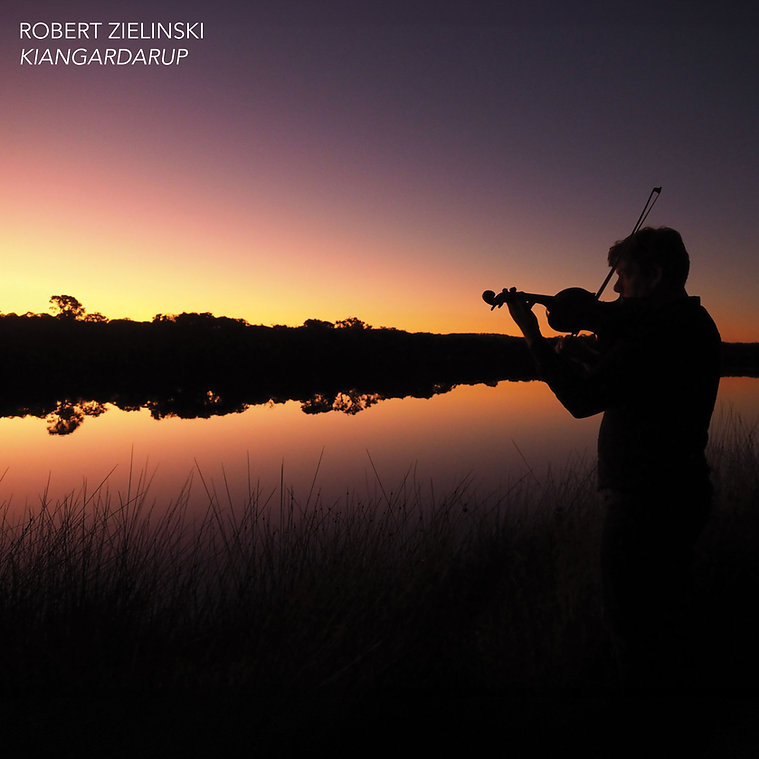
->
[0,414,758,755]
[0,461,609,698]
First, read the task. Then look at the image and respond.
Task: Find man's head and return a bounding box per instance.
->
[608,226,690,299]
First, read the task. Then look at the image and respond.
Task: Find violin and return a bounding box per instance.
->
[482,187,661,336]
[482,286,617,334]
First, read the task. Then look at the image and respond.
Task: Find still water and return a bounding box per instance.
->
[1,377,756,516]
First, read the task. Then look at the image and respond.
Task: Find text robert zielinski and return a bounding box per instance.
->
[19,21,205,66]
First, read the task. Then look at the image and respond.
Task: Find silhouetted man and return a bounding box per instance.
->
[503,226,721,690]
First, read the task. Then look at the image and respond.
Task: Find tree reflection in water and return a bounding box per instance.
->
[46,400,107,436]
[31,384,460,436]
[302,390,382,415]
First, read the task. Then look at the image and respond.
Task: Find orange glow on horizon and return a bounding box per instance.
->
[2,81,757,342]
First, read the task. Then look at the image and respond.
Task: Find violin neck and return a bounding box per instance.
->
[483,289,555,309]
[521,292,554,307]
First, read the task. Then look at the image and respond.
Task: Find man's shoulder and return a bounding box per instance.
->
[685,297,721,346]
[653,296,721,342]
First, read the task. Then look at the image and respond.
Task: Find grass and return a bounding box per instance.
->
[0,415,757,752]
[0,459,609,696]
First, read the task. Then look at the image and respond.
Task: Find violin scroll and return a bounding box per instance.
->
[482,289,505,309]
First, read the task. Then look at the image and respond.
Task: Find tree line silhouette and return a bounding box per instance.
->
[1,295,756,435]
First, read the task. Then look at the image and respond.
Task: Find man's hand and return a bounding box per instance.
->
[504,288,542,346]
[554,335,600,373]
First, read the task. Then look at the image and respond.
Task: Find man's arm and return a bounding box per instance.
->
[504,290,610,419]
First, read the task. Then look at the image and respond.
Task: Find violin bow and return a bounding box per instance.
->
[595,186,662,299]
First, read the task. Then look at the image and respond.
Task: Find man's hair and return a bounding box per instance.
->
[608,226,690,289]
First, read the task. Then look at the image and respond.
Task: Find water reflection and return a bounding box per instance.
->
[302,390,384,416]
[0,378,756,519]
[0,381,591,513]
[5,382,479,436]
[46,400,107,435]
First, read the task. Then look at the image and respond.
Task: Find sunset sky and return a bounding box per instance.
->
[2,0,758,340]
